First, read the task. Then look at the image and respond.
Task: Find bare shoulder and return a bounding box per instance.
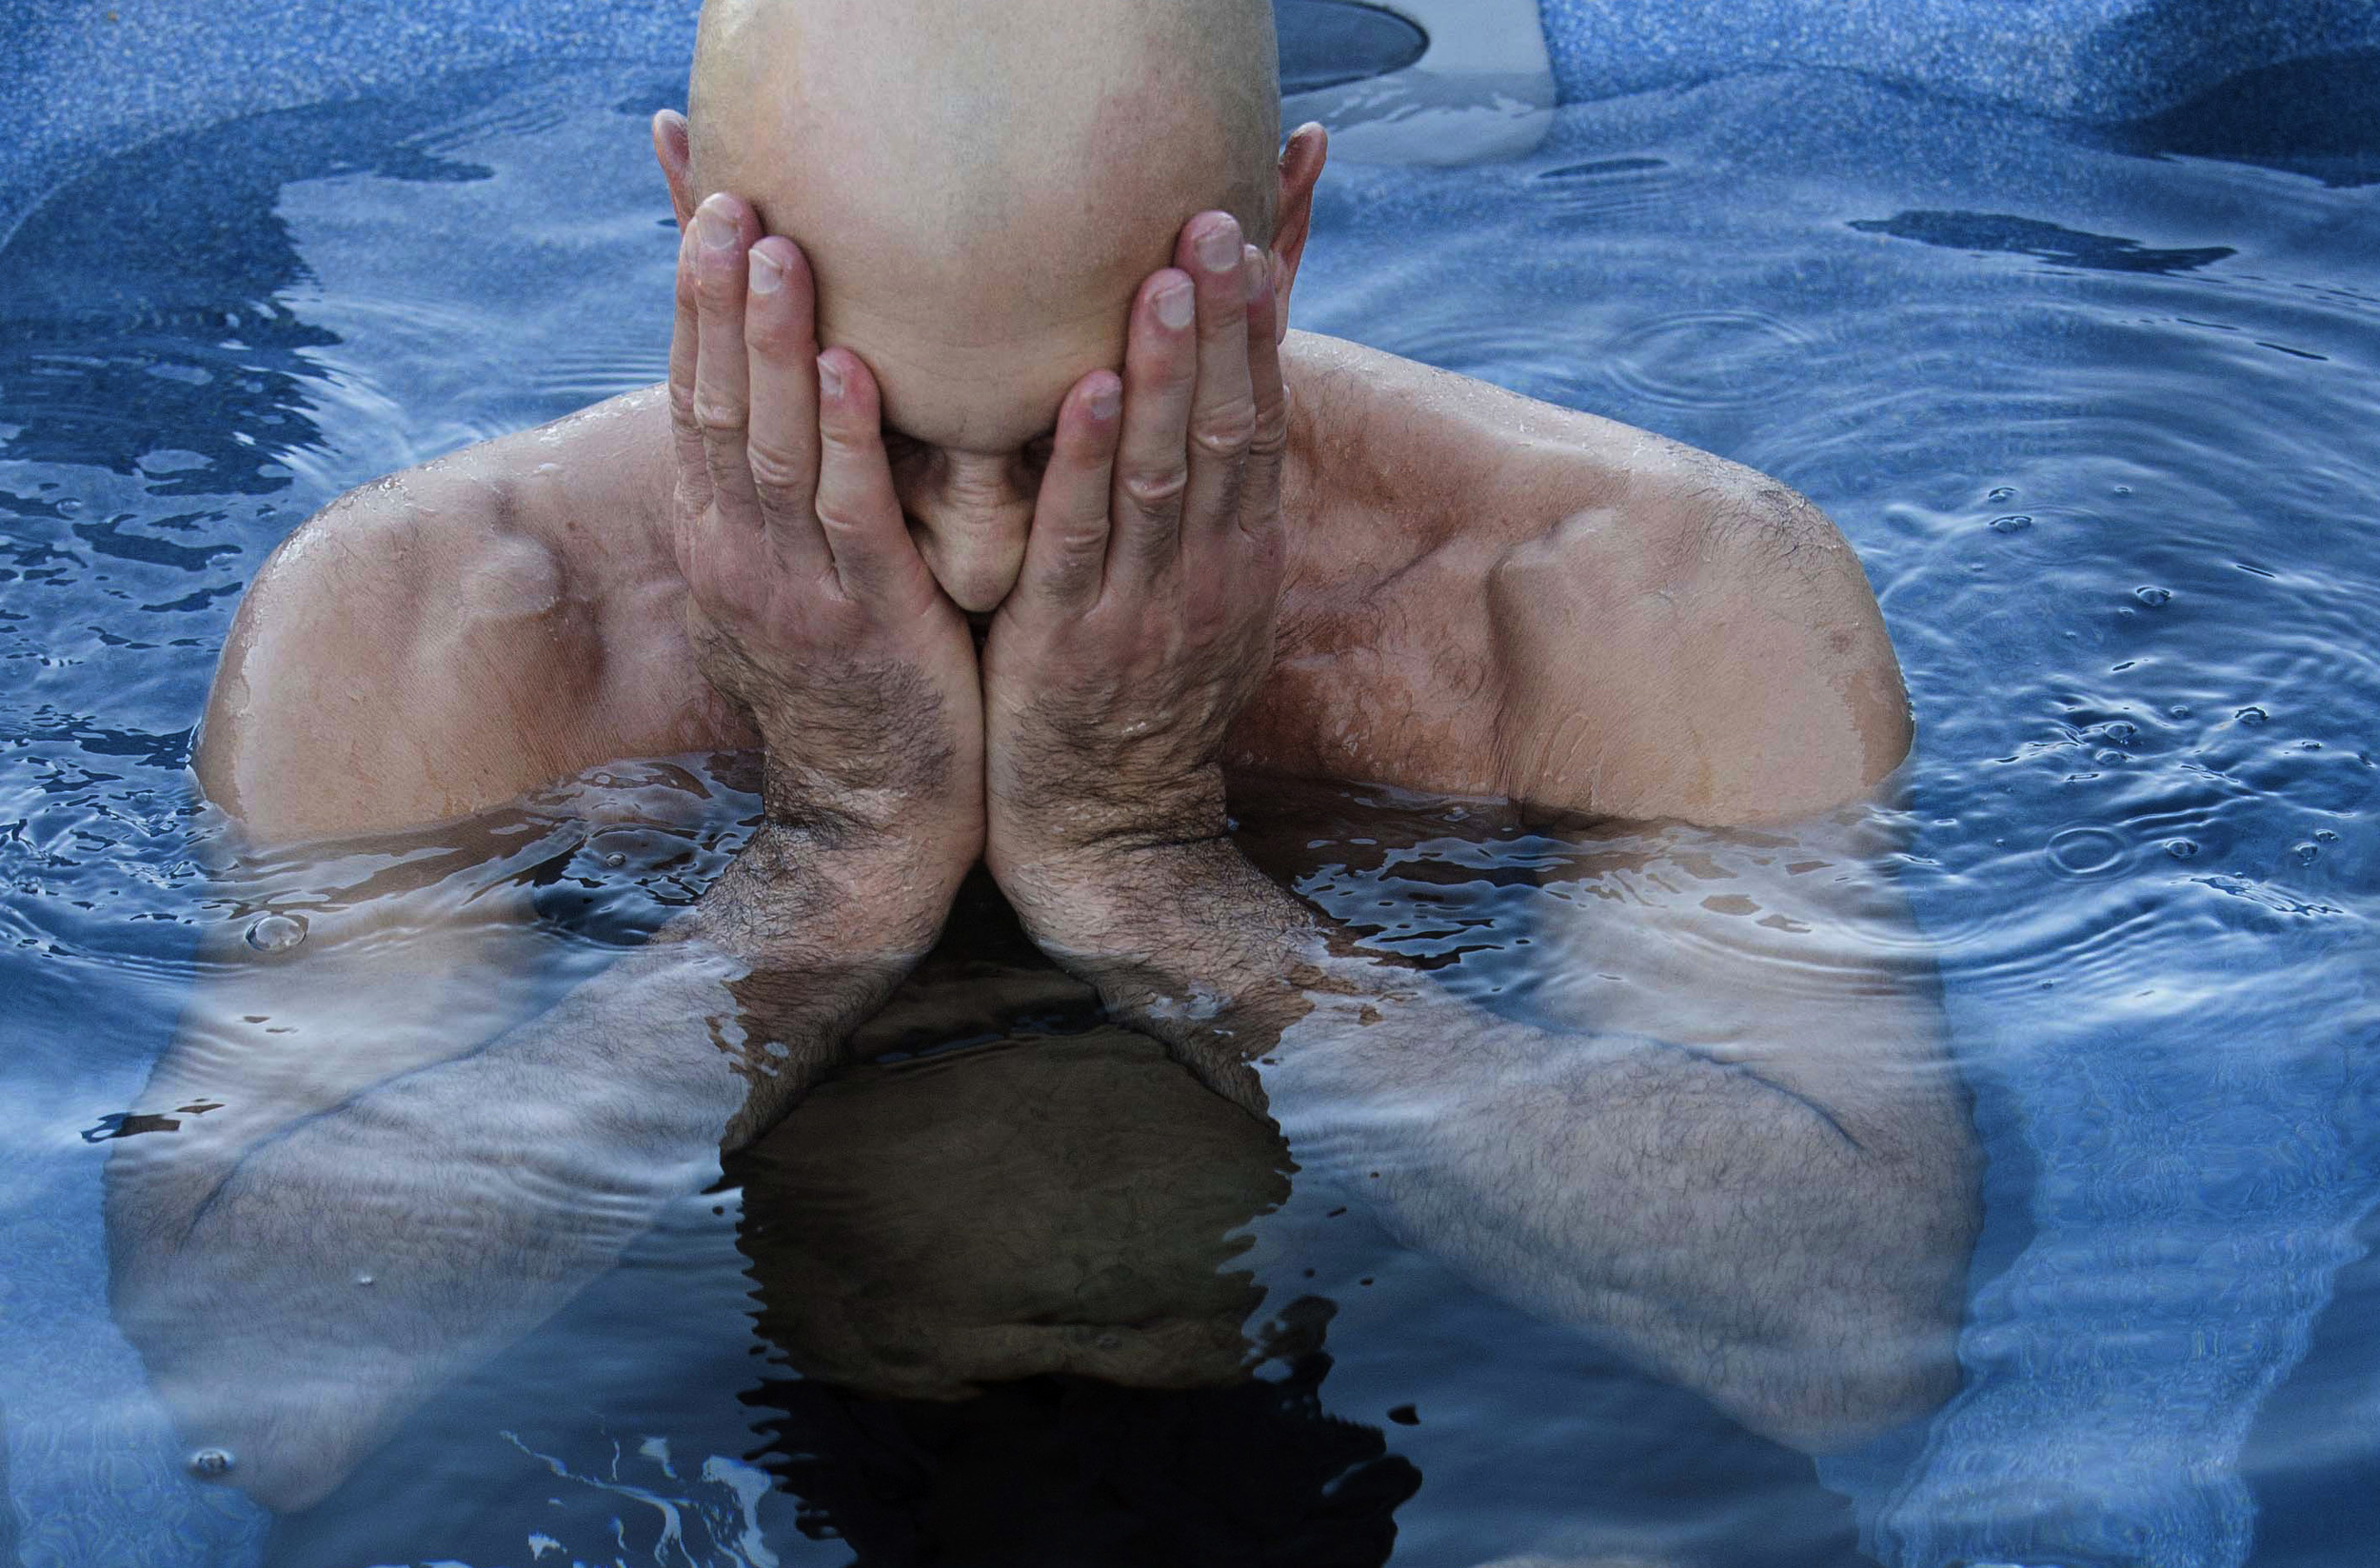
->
[196,391,680,844]
[1287,334,1912,824]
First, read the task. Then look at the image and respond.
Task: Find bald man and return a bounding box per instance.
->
[109,0,1976,1527]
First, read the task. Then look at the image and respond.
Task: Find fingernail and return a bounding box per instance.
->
[1086,376,1121,421]
[695,203,736,252]
[816,353,843,399]
[1154,279,1195,330]
[748,247,783,295]
[1195,216,1240,273]
[1242,244,1267,303]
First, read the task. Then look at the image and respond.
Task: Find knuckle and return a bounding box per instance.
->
[1054,520,1109,556]
[813,501,874,538]
[1119,465,1189,512]
[745,440,811,494]
[1189,407,1257,459]
[692,396,748,440]
[1248,405,1289,458]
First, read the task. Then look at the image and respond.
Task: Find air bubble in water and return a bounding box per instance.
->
[188,1448,235,1479]
[2165,839,2200,860]
[2237,706,2269,725]
[604,852,627,869]
[2134,586,2172,606]
[1987,486,2016,503]
[246,914,307,953]
[1989,514,2032,533]
[2294,843,2320,864]
[355,1273,375,1287]
[2047,825,2126,877]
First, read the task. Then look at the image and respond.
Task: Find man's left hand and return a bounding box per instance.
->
[982,211,1287,938]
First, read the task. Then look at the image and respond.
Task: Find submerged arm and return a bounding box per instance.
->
[108,815,947,1512]
[961,183,1973,1444]
[1005,816,1979,1452]
[112,193,989,1512]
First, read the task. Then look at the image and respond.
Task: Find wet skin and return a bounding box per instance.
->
[109,120,1976,1524]
[193,121,1912,844]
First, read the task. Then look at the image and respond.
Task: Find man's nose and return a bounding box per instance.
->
[897,450,1041,529]
[894,450,1044,612]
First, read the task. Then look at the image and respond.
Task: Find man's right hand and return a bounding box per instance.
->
[669,191,982,875]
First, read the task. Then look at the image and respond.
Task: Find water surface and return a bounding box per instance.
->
[2,59,2376,1568]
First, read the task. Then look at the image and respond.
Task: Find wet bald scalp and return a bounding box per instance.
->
[688,0,1281,262]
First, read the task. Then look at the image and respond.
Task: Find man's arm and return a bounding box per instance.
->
[1489,467,1913,825]
[971,202,1973,1447]
[109,809,941,1511]
[111,194,986,1511]
[1003,820,1979,1450]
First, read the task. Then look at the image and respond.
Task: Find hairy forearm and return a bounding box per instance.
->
[110,821,947,1510]
[1011,837,1971,1450]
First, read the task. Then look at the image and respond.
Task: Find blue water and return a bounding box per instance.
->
[3,52,2377,1568]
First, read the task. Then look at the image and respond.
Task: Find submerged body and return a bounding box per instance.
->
[108,0,1977,1530]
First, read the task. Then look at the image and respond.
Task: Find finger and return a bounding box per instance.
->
[1106,267,1200,585]
[1240,244,1289,536]
[1179,211,1258,547]
[689,192,764,528]
[666,221,713,518]
[1019,370,1124,610]
[743,236,828,576]
[812,348,925,604]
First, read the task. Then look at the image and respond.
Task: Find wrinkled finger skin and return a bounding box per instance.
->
[984,209,1288,894]
[666,192,983,864]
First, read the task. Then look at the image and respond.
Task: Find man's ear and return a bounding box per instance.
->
[1268,123,1327,345]
[653,109,696,228]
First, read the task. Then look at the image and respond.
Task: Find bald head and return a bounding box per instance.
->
[692,0,1280,246]
[665,0,1314,607]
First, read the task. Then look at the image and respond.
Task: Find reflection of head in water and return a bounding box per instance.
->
[730,1023,1420,1564]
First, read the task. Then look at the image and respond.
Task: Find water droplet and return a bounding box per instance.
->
[354,1273,374,1287]
[2294,843,2320,864]
[604,852,627,869]
[2169,705,2192,720]
[2236,705,2269,725]
[2315,829,2339,843]
[1989,513,2032,533]
[2134,586,2172,606]
[188,1448,235,1479]
[2047,825,2127,877]
[1987,486,2016,503]
[2093,749,2128,766]
[2164,839,2199,860]
[246,914,307,953]
[2112,485,2133,496]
